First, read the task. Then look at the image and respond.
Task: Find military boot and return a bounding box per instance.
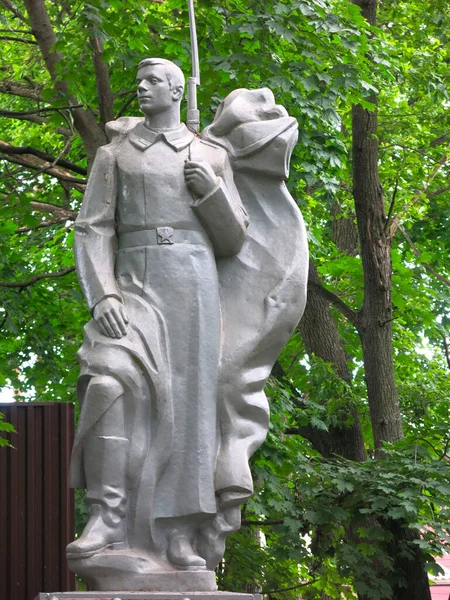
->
[167,526,207,570]
[66,435,129,559]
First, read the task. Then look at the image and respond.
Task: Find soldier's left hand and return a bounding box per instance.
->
[184,160,218,198]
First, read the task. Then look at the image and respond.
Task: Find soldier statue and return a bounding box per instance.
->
[66,57,308,592]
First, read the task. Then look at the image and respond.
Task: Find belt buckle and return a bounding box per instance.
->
[157,227,174,245]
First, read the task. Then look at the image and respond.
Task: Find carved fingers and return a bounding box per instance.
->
[93,296,129,338]
[184,160,218,198]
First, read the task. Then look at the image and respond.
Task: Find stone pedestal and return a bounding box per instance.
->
[35,592,262,600]
[66,550,217,592]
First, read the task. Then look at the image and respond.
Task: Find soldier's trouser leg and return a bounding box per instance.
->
[67,376,129,559]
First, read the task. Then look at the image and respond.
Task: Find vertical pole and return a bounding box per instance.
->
[187,0,200,132]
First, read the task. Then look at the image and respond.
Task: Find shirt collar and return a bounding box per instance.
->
[129,122,195,152]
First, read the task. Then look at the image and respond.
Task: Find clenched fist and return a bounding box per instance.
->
[184,160,218,198]
[93,296,129,339]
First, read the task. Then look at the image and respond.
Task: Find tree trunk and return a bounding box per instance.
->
[23,0,107,166]
[352,94,403,450]
[351,1,432,598]
[350,0,402,453]
[331,201,359,255]
[351,0,403,452]
[298,259,366,462]
[386,521,435,600]
[90,33,115,127]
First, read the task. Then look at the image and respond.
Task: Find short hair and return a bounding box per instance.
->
[137,58,185,93]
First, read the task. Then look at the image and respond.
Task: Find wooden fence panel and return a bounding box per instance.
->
[0,402,75,600]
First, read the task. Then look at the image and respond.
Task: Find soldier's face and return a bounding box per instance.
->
[137,64,175,116]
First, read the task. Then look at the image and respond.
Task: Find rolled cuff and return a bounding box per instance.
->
[191,178,248,258]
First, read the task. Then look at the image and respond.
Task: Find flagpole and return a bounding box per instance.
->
[187,0,200,133]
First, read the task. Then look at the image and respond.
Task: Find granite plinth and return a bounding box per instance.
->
[35,592,262,600]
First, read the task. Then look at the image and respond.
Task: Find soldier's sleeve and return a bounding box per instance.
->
[74,144,121,313]
[191,150,249,258]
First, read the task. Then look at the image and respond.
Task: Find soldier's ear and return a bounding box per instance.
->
[172,85,184,101]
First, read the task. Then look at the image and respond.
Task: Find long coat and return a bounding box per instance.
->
[70,122,248,550]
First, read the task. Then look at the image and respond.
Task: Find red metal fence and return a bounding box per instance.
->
[0,402,75,600]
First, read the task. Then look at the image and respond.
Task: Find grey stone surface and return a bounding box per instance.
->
[67,57,308,590]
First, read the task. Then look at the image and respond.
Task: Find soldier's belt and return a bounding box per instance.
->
[118,227,210,249]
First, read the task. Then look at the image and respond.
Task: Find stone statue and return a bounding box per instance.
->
[66,57,308,592]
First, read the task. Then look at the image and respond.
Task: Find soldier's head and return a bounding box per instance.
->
[136,58,185,118]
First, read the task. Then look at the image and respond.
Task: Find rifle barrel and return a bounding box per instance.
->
[188,0,200,84]
[187,0,200,132]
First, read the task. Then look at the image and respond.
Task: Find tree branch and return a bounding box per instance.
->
[441,335,450,371]
[16,216,76,234]
[0,35,37,44]
[1,111,72,135]
[242,519,285,527]
[115,92,137,119]
[0,0,28,23]
[398,225,450,288]
[28,200,77,215]
[0,140,86,175]
[439,437,450,460]
[3,113,47,127]
[389,152,449,238]
[0,105,83,118]
[0,267,75,289]
[0,80,43,100]
[263,580,318,594]
[309,280,361,330]
[15,201,79,232]
[0,152,86,192]
[0,310,8,331]
[430,133,449,148]
[427,183,450,200]
[384,173,399,232]
[0,28,33,34]
[113,89,136,98]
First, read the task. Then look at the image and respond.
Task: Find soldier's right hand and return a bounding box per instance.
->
[93,296,129,339]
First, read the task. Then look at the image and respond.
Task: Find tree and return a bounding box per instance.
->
[0,1,449,598]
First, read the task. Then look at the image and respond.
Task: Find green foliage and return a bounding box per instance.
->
[224,381,450,599]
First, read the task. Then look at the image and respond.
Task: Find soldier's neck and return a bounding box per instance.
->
[144,112,180,131]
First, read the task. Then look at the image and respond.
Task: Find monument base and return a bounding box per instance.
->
[35,592,262,600]
[67,549,217,592]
